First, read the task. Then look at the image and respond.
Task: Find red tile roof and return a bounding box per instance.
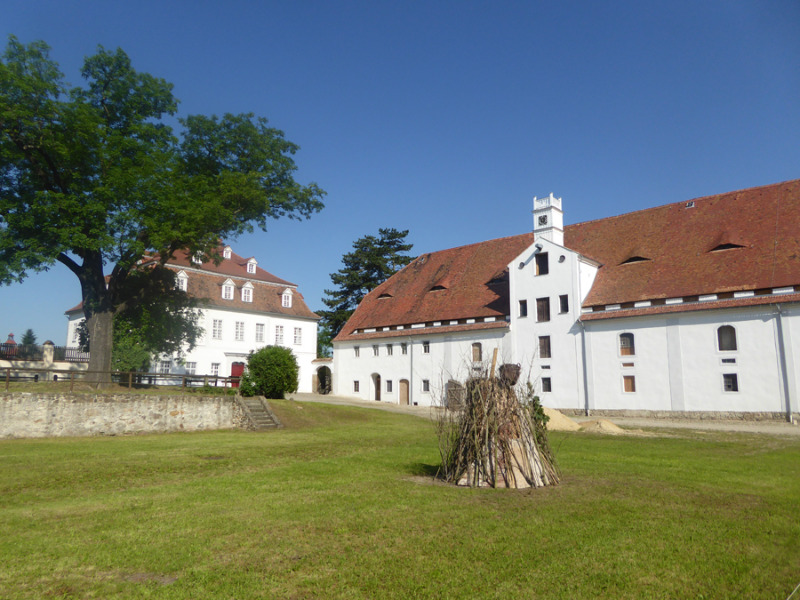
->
[66,244,318,320]
[163,246,296,287]
[335,179,800,340]
[334,233,535,341]
[566,179,800,307]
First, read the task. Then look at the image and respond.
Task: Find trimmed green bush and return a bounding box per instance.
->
[240,345,299,398]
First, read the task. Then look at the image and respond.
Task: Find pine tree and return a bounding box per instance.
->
[317,228,413,355]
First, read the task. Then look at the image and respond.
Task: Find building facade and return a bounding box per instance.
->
[66,245,320,392]
[332,181,800,418]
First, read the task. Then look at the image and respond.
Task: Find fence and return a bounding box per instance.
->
[0,343,88,363]
[2,366,240,392]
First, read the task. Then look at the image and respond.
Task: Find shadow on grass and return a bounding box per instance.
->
[407,462,440,477]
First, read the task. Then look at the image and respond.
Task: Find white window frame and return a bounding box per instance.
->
[294,327,302,345]
[176,271,188,291]
[247,259,257,274]
[235,321,245,342]
[212,319,223,340]
[210,363,220,376]
[185,362,197,375]
[223,246,232,259]
[255,323,265,343]
[222,279,234,300]
[275,325,284,345]
[282,289,293,308]
[242,284,253,303]
[159,360,171,374]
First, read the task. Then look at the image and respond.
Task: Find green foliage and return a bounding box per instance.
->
[20,329,36,345]
[240,345,299,399]
[317,228,413,352]
[0,36,324,374]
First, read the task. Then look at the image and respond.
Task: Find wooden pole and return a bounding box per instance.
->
[490,348,498,378]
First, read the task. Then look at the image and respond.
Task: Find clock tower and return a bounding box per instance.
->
[532,193,564,245]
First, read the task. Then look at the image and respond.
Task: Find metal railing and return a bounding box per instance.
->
[2,367,240,392]
[0,344,89,363]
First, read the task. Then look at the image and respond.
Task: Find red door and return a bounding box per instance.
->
[230,362,245,388]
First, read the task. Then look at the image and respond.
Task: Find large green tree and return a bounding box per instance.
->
[317,228,413,355]
[0,37,324,382]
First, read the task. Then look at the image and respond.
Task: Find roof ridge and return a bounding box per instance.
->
[567,179,797,230]
[415,231,535,257]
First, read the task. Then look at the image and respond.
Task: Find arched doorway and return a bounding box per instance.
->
[399,379,409,406]
[316,366,332,394]
[371,373,381,401]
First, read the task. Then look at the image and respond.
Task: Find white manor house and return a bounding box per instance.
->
[332,180,800,418]
[66,245,319,392]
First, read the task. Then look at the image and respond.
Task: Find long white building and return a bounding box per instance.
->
[66,244,320,391]
[331,180,800,418]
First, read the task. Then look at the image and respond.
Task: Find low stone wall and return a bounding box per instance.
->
[0,393,247,439]
[558,408,796,422]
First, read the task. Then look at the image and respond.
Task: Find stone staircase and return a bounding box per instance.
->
[238,396,282,430]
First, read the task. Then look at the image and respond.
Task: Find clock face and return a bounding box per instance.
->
[538,215,548,226]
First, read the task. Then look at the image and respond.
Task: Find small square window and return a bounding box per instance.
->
[423,341,430,354]
[559,294,569,313]
[185,362,197,375]
[541,377,552,392]
[519,299,528,318]
[373,345,379,356]
[723,373,739,392]
[623,375,636,393]
[401,343,408,355]
[354,346,360,358]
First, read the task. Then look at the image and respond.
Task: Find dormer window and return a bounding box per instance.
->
[620,256,651,265]
[192,252,203,265]
[222,279,235,300]
[282,289,293,308]
[247,258,257,274]
[242,282,253,303]
[430,285,446,292]
[711,243,745,252]
[223,246,232,259]
[176,271,188,291]
[378,293,392,299]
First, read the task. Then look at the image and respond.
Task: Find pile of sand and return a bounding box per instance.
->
[543,407,581,431]
[578,419,627,435]
[543,408,630,436]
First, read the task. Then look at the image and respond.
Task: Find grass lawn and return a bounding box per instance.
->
[0,399,798,599]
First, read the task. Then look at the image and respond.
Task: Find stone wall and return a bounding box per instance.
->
[0,393,247,439]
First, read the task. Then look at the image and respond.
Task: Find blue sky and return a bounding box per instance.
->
[2,0,799,344]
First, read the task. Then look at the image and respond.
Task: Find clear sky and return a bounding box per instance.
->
[1,0,798,345]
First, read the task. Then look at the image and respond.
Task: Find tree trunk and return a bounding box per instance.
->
[86,309,114,386]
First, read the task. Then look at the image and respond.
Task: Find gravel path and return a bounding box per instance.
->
[289,392,800,436]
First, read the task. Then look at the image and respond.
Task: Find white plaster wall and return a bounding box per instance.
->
[508,239,585,409]
[65,307,318,392]
[585,317,672,411]
[333,329,508,406]
[586,307,789,413]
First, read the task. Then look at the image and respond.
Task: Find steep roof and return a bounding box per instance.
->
[180,269,318,319]
[66,244,318,320]
[164,247,295,287]
[335,179,800,339]
[566,179,800,308]
[334,233,535,341]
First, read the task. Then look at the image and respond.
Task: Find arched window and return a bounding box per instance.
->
[472,343,482,362]
[620,333,635,356]
[718,325,737,351]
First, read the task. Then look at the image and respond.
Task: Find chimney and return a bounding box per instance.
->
[532,193,564,246]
